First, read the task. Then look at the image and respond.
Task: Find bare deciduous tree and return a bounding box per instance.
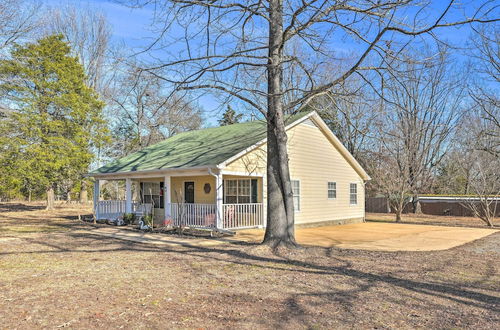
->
[43,5,112,95]
[468,24,499,158]
[461,151,499,227]
[124,0,498,247]
[110,66,203,156]
[0,0,40,52]
[371,49,466,221]
[458,110,499,226]
[307,79,379,161]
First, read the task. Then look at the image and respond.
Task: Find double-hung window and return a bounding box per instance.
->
[291,180,300,211]
[349,183,357,205]
[224,179,256,204]
[328,182,337,199]
[141,182,164,208]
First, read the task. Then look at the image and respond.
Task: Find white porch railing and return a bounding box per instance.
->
[95,200,145,220]
[96,200,264,229]
[168,203,264,229]
[168,203,217,228]
[223,203,264,229]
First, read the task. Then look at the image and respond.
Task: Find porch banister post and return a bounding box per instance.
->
[93,179,100,219]
[216,173,223,229]
[164,175,171,219]
[125,178,132,213]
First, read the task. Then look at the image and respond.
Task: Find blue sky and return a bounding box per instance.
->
[44,0,153,45]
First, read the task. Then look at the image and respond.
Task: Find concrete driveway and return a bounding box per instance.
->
[234,222,498,251]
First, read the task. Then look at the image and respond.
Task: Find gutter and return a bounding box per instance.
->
[84,165,214,179]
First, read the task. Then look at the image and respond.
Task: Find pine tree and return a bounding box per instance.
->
[218,105,243,126]
[0,35,109,208]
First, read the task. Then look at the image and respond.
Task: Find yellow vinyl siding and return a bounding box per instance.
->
[170,176,216,204]
[225,120,365,225]
[224,146,267,174]
[287,122,364,224]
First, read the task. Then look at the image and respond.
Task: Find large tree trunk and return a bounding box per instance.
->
[46,186,55,210]
[262,0,297,248]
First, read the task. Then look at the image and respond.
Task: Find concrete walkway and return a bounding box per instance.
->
[235,223,498,251]
[80,223,498,252]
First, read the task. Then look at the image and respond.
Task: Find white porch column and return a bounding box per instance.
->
[164,175,171,219]
[93,179,100,219]
[125,178,132,213]
[215,173,223,229]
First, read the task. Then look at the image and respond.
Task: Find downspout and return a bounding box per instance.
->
[363,180,367,223]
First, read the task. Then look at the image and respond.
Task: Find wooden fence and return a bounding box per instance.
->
[365,197,500,216]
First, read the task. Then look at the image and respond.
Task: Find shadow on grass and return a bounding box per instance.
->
[0,203,45,212]
[2,229,498,317]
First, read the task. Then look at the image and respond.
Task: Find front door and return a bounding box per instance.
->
[184,181,195,203]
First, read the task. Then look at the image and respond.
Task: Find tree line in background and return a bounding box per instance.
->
[0,1,205,207]
[0,1,498,229]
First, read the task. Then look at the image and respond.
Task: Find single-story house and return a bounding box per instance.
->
[88,111,371,230]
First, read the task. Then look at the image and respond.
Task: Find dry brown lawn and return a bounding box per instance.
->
[1,202,499,329]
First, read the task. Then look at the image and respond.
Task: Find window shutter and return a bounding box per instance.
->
[139,182,144,202]
[251,179,258,203]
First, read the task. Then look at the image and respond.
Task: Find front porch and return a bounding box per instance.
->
[93,171,265,230]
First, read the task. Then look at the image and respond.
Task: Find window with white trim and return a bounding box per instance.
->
[224,179,252,204]
[141,182,164,208]
[291,180,300,211]
[328,182,337,199]
[349,183,357,205]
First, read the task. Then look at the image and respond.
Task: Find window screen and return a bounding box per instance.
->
[291,180,300,211]
[349,183,357,205]
[328,182,336,199]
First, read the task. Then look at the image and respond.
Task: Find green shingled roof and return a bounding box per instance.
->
[92,111,311,174]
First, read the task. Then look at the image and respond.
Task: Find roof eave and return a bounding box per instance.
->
[85,165,216,179]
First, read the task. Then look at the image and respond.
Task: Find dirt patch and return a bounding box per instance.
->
[1,203,499,329]
[234,223,498,251]
[367,212,498,228]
